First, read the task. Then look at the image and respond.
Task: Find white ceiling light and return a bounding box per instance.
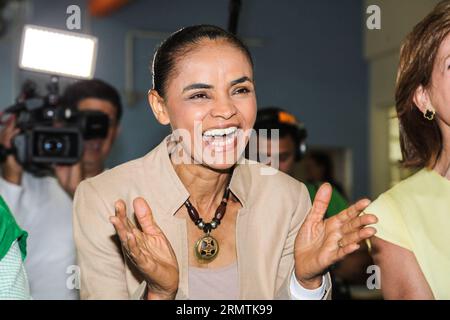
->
[19,25,98,79]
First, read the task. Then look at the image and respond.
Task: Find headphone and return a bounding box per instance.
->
[254,107,308,161]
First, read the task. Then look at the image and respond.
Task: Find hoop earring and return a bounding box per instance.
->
[424,109,435,121]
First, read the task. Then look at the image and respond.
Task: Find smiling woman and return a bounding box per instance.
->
[72,25,377,300]
[148,27,256,170]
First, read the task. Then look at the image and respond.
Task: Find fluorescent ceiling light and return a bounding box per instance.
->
[19,25,98,79]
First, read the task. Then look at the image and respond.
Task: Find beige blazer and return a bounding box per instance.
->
[73,136,331,299]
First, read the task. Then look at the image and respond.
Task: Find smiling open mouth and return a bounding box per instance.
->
[202,126,239,151]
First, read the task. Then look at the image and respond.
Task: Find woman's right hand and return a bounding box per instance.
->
[110,197,179,300]
[0,114,23,185]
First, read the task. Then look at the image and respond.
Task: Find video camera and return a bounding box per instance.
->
[0,76,109,175]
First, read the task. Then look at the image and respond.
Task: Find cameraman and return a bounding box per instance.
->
[0,79,122,299]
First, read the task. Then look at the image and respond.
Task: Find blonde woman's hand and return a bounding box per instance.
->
[110,197,179,300]
[294,183,378,289]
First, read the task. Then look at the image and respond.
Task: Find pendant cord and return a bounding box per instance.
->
[184,170,233,234]
[187,168,234,262]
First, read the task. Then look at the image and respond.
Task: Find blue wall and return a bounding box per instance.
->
[0,19,17,109]
[0,0,368,199]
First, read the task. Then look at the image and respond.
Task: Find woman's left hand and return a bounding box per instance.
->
[294,183,378,289]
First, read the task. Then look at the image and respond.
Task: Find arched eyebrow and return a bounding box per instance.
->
[182,76,253,93]
[182,83,213,92]
[230,76,253,86]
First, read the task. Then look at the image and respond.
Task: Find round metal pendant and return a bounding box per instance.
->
[194,234,219,263]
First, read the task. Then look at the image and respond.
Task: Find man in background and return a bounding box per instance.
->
[0,79,122,299]
[251,106,348,217]
[251,106,372,299]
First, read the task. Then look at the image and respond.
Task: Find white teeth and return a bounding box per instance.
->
[208,133,236,148]
[202,127,238,151]
[203,126,237,137]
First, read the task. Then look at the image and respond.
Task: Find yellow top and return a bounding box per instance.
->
[366,168,450,299]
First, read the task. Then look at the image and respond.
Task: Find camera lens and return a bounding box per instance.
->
[42,137,65,155]
[36,133,69,157]
[32,127,81,164]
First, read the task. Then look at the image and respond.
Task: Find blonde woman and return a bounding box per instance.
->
[368,1,450,299]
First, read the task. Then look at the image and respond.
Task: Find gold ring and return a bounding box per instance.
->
[338,240,344,248]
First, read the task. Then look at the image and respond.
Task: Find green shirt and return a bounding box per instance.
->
[0,195,27,261]
[0,240,31,299]
[305,182,349,218]
[0,195,30,299]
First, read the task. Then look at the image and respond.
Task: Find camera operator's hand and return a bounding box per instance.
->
[54,163,82,198]
[0,115,23,185]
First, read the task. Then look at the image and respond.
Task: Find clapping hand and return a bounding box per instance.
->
[110,197,179,300]
[294,183,377,288]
